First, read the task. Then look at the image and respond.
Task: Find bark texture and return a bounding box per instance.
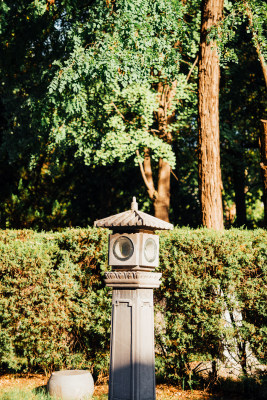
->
[198,0,224,230]
[154,81,177,143]
[260,120,267,226]
[139,148,171,223]
[154,158,171,222]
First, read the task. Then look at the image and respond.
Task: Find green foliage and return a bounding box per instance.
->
[0,228,266,388]
[0,387,108,400]
[157,228,267,384]
[0,0,201,229]
[47,0,198,169]
[204,0,267,67]
[219,22,266,228]
[0,228,111,377]
[0,388,54,400]
[0,0,265,229]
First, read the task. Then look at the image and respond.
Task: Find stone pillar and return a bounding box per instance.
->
[105,271,161,400]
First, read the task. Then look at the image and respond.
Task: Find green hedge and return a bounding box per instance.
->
[0,228,111,377]
[0,228,266,383]
[157,229,267,383]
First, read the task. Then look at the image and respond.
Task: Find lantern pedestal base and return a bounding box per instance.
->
[108,287,158,400]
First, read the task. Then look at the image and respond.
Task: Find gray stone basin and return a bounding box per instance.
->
[47,370,94,400]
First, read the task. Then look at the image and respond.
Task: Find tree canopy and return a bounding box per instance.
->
[0,0,266,229]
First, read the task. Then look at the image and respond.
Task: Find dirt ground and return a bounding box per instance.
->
[0,373,218,399]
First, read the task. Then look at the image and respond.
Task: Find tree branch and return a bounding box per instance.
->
[171,168,179,181]
[111,101,134,124]
[186,55,199,83]
[244,2,267,88]
[136,149,157,200]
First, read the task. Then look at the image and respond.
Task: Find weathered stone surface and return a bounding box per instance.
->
[109,289,156,400]
[108,232,159,269]
[47,370,94,400]
[94,197,171,400]
[105,271,162,288]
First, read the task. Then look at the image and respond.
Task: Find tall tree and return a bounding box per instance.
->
[47,0,200,222]
[243,0,267,226]
[260,120,267,226]
[198,0,224,230]
[218,0,267,226]
[0,0,265,229]
[219,29,266,228]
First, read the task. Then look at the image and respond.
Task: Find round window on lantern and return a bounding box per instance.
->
[144,238,157,263]
[113,236,134,261]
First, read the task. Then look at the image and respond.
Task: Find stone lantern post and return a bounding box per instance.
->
[94,197,173,400]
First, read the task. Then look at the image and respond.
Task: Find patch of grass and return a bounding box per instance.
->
[0,388,108,400]
[0,388,53,400]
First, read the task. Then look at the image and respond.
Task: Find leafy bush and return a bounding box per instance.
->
[157,228,267,383]
[0,228,266,385]
[0,228,111,377]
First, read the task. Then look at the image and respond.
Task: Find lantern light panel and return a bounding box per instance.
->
[108,232,159,269]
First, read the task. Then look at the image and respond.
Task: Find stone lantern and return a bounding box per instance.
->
[94,197,173,400]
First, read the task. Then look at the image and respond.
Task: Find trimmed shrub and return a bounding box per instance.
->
[157,228,267,383]
[0,228,266,385]
[0,228,111,377]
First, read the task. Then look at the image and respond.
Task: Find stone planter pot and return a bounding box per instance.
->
[47,370,94,400]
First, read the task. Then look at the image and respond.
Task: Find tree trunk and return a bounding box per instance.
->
[233,163,247,226]
[154,81,177,142]
[260,120,267,226]
[154,158,171,222]
[138,81,177,222]
[198,0,224,230]
[152,81,177,222]
[143,147,157,201]
[140,149,171,223]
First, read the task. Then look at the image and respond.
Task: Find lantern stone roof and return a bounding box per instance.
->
[94,197,173,231]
